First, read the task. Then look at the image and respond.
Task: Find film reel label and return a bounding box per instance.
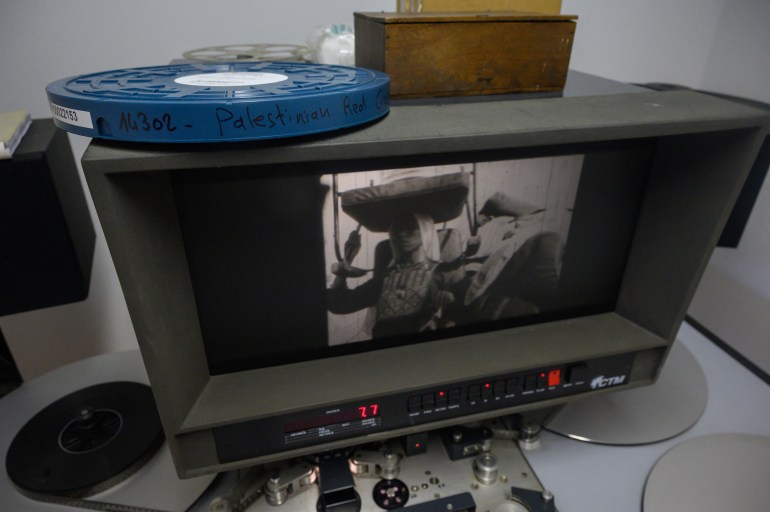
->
[215,102,328,137]
[174,72,288,87]
[111,89,387,139]
[213,91,380,138]
[118,111,178,134]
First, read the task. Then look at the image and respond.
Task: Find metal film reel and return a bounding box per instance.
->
[183,44,311,63]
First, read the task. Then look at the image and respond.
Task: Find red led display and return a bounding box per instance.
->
[358,404,380,418]
[285,403,380,433]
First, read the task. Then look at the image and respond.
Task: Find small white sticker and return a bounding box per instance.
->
[174,72,288,87]
[49,102,93,129]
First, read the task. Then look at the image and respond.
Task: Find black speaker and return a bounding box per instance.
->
[0,120,95,315]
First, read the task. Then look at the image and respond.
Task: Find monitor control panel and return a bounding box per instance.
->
[213,352,636,463]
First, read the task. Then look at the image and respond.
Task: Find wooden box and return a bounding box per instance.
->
[355,11,577,99]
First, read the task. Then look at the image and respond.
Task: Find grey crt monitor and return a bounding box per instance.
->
[80,73,769,478]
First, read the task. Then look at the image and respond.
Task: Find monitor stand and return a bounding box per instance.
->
[543,339,707,445]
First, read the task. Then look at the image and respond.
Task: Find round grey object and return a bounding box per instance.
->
[644,433,770,511]
[0,351,215,511]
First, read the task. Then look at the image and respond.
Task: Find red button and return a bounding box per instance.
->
[548,369,561,387]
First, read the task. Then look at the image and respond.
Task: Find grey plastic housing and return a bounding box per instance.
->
[80,74,769,478]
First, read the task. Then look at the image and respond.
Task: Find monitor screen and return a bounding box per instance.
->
[174,149,647,376]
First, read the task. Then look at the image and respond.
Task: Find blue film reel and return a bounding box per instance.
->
[45,62,390,143]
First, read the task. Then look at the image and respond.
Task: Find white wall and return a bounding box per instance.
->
[1,0,768,378]
[564,0,725,86]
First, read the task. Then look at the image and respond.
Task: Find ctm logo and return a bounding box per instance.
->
[590,374,627,390]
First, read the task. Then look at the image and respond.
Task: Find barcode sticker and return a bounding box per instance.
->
[49,102,93,129]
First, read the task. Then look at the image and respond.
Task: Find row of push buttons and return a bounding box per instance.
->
[408,388,461,412]
[469,369,563,402]
[407,365,588,414]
